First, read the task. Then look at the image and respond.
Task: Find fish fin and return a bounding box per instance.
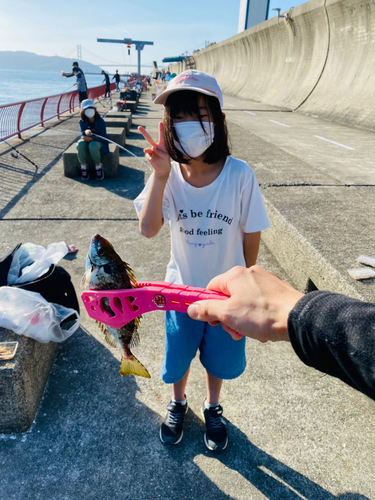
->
[129,330,140,349]
[104,329,119,348]
[96,321,120,348]
[129,317,141,348]
[80,267,92,289]
[120,355,150,378]
[122,260,138,287]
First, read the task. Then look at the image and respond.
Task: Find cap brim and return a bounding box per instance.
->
[154,87,221,107]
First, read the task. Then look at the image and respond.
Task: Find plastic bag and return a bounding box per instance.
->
[0,287,80,343]
[7,241,68,285]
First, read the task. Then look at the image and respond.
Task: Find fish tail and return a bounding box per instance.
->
[120,355,151,379]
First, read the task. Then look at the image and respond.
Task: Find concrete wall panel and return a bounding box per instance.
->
[171,0,329,109]
[299,0,375,129]
[168,0,375,129]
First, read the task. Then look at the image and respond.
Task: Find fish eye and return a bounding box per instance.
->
[98,248,105,256]
[103,264,111,274]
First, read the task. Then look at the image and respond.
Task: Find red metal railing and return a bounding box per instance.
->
[0,83,116,143]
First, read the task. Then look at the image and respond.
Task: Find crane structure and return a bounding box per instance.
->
[97,38,154,77]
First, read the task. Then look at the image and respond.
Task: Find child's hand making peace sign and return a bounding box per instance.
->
[138,122,171,178]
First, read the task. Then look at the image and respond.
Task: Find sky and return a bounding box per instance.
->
[0,0,306,73]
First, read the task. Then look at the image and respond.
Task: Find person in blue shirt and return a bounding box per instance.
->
[72,67,88,103]
[62,62,88,91]
[77,99,109,181]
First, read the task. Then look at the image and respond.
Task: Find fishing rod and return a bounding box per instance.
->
[62,84,76,93]
[1,128,151,175]
[3,140,39,173]
[49,129,150,169]
[92,133,151,170]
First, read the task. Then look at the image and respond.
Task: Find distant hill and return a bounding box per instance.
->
[0,51,103,73]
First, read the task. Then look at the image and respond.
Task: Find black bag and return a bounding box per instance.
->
[0,243,22,287]
[0,243,79,313]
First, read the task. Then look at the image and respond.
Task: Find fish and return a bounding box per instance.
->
[81,234,150,379]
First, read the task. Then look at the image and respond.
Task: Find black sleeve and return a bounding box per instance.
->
[288,291,375,400]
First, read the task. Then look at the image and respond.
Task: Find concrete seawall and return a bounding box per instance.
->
[170,0,375,130]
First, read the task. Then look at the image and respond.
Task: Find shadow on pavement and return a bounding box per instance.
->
[0,327,369,500]
[0,136,77,219]
[73,164,145,202]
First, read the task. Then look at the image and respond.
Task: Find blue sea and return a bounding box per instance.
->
[0,69,107,106]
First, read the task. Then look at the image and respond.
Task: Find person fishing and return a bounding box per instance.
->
[101,70,111,98]
[112,70,121,92]
[134,70,270,451]
[72,67,88,103]
[62,61,88,98]
[76,99,108,181]
[62,61,85,80]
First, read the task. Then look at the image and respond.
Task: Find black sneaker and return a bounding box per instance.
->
[95,164,104,180]
[159,399,188,445]
[201,402,228,451]
[81,167,89,181]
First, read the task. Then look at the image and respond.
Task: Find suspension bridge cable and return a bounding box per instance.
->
[81,46,123,65]
[62,47,77,59]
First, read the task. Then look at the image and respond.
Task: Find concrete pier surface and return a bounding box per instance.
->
[0,90,374,500]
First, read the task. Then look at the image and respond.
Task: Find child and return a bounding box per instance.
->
[134,70,270,451]
[77,99,108,181]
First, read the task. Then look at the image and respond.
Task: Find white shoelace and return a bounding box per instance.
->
[168,412,183,425]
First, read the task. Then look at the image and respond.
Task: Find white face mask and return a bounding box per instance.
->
[174,121,214,158]
[84,108,95,118]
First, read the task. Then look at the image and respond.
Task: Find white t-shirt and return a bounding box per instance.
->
[134,156,270,288]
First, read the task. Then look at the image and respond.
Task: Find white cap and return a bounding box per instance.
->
[81,99,96,110]
[154,70,223,109]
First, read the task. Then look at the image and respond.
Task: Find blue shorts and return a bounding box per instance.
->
[161,310,246,384]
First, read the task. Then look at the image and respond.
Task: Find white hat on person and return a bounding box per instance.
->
[81,99,96,110]
[154,70,223,109]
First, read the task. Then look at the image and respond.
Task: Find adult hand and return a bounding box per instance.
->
[61,71,65,77]
[85,130,93,136]
[187,265,304,343]
[82,136,92,142]
[138,122,171,178]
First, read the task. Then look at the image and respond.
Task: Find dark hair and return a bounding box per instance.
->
[163,90,230,164]
[73,61,78,66]
[79,108,101,121]
[73,67,79,73]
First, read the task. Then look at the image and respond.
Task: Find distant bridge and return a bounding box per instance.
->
[98,63,153,68]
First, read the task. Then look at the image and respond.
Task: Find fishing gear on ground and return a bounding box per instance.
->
[4,140,39,171]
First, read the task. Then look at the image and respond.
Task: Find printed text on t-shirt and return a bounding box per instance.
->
[176,209,233,225]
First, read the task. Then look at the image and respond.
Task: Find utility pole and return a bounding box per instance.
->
[97,38,154,77]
